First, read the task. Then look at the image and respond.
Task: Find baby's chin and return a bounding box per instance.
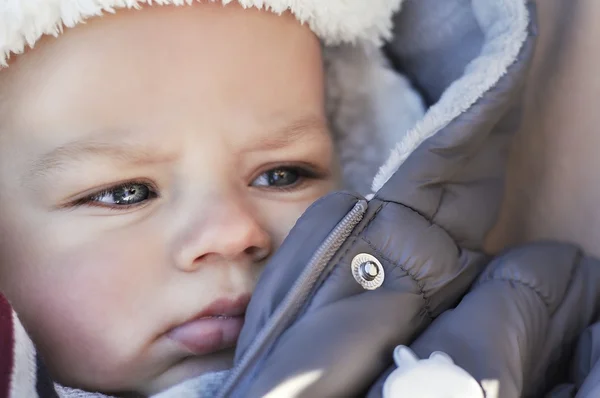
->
[139,348,235,396]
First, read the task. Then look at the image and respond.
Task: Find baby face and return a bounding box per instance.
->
[0,3,337,395]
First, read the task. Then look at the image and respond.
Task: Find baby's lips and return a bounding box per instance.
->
[168,316,245,356]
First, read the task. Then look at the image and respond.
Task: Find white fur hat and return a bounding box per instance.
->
[0,0,403,67]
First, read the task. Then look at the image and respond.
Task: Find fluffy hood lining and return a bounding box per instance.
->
[371,0,530,192]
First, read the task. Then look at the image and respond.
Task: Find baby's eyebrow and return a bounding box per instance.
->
[23,139,176,184]
[244,115,330,153]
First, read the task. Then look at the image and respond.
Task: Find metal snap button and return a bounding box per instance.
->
[351,253,385,290]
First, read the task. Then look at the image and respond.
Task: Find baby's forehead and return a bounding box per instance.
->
[1,8,324,113]
[0,34,55,114]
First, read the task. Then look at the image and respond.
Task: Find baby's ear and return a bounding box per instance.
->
[392,345,419,368]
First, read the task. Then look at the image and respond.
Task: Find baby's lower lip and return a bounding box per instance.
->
[167,316,245,356]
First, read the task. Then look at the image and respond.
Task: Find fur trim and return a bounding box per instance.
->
[0,0,403,66]
[325,42,425,195]
[9,311,38,398]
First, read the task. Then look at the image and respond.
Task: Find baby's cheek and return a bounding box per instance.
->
[16,237,165,389]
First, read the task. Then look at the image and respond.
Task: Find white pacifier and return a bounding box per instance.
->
[382,346,486,398]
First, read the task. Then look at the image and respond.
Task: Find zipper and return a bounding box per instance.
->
[217,199,368,398]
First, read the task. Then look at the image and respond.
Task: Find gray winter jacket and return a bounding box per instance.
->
[11,0,600,397]
[211,1,600,397]
[547,320,600,398]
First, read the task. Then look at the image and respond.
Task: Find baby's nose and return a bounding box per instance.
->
[173,198,272,272]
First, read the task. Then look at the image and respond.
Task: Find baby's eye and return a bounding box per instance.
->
[251,167,306,188]
[82,182,157,208]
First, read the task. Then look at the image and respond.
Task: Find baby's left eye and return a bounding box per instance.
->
[251,167,305,188]
[91,183,153,206]
[72,181,158,210]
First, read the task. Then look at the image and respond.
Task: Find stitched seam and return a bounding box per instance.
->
[477,248,583,313]
[380,199,460,246]
[431,185,446,221]
[480,276,552,309]
[360,236,433,320]
[355,202,386,236]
